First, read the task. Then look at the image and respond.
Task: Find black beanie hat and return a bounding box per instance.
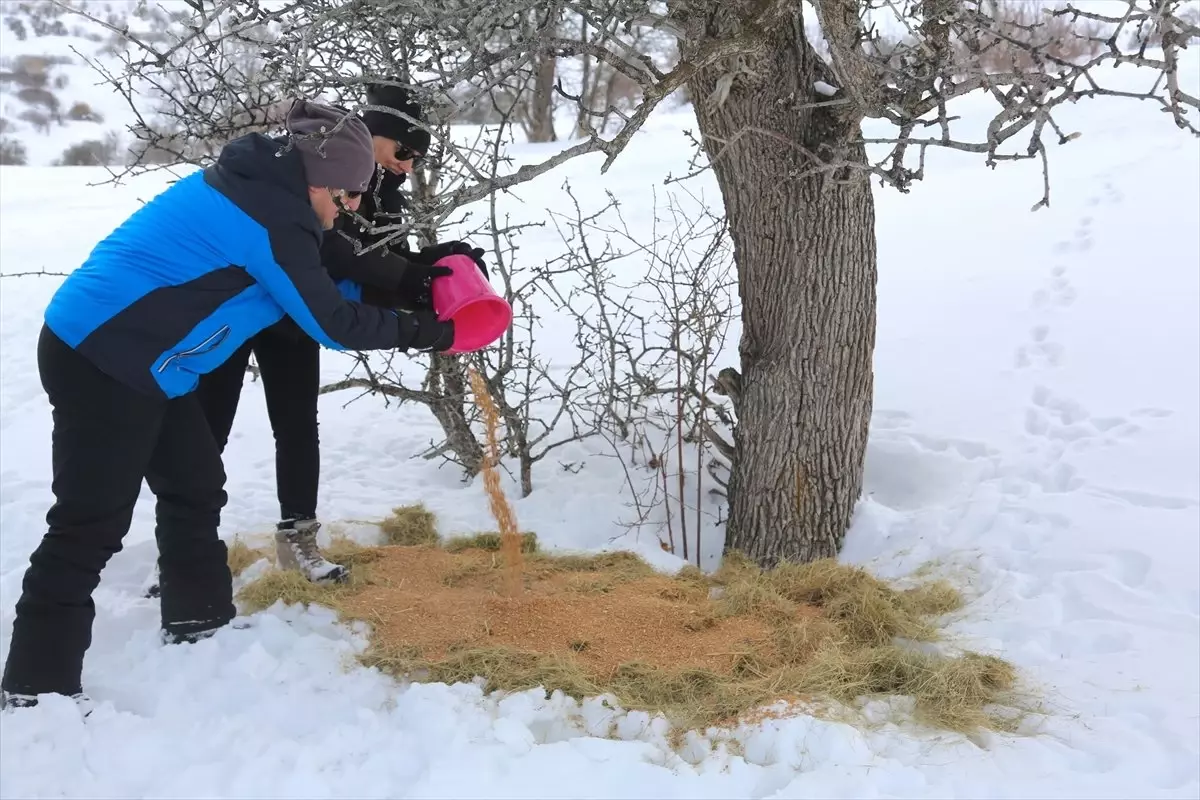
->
[284,99,375,193]
[362,82,432,155]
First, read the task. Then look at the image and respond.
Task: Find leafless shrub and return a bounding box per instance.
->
[1126,3,1200,46]
[535,186,736,561]
[450,82,520,125]
[54,131,121,165]
[12,0,70,37]
[16,86,60,115]
[0,137,28,165]
[954,0,1110,74]
[16,54,71,71]
[6,17,29,41]
[71,24,105,42]
[17,108,52,134]
[1,54,68,89]
[66,101,102,122]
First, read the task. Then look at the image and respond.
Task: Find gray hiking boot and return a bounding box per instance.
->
[274,519,348,584]
[1,690,93,716]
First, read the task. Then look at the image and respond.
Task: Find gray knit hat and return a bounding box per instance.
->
[284,99,375,193]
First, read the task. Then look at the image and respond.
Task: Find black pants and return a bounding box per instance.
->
[1,326,234,697]
[195,321,321,521]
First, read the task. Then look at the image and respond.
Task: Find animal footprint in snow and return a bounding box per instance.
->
[1044,461,1084,493]
[1085,181,1124,207]
[1031,385,1088,423]
[1017,459,1084,494]
[1049,277,1077,307]
[1031,265,1076,310]
[1014,326,1065,369]
[1049,219,1095,255]
[1026,386,1145,452]
[1073,217,1094,253]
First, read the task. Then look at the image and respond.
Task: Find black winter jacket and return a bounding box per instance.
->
[321,167,422,309]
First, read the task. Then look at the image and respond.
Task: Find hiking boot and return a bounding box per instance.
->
[161,619,248,646]
[1,690,93,716]
[274,519,348,584]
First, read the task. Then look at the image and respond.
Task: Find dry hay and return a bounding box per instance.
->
[226,536,269,576]
[444,532,540,554]
[377,504,439,546]
[237,534,1028,736]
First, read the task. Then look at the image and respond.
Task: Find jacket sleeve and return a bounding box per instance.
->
[244,220,410,352]
[321,227,409,290]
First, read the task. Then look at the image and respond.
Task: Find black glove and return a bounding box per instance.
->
[414,241,490,281]
[396,261,453,311]
[400,309,455,352]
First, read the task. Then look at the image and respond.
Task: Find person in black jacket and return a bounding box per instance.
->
[0,99,457,710]
[182,82,489,586]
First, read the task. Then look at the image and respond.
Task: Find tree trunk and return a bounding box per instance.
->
[689,10,878,566]
[425,355,484,475]
[525,55,558,143]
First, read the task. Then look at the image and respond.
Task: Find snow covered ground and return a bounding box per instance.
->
[1,56,1198,798]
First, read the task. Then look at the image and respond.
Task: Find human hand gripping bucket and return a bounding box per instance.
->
[430,254,513,354]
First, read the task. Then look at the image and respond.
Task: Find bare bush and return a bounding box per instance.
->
[449,82,520,125]
[0,137,28,165]
[55,131,121,166]
[954,0,1110,74]
[13,0,70,37]
[17,109,52,134]
[6,17,29,41]
[71,24,105,42]
[66,101,102,122]
[1127,3,1200,46]
[16,86,60,116]
[535,186,737,560]
[2,53,71,89]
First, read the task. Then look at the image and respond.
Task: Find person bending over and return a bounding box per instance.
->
[187,81,489,585]
[0,98,455,711]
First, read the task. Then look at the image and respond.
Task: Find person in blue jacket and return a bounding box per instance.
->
[0,98,455,710]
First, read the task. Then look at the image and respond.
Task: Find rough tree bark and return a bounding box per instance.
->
[524,55,558,143]
[688,6,878,566]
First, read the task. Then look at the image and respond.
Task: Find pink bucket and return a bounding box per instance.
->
[430,254,513,354]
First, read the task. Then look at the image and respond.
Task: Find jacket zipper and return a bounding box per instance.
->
[157,325,231,373]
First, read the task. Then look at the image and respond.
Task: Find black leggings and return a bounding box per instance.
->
[195,321,321,521]
[1,326,234,697]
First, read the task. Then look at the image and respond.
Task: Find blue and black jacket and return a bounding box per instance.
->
[44,132,420,399]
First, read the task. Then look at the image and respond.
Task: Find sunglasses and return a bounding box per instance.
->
[330,189,363,207]
[395,145,424,165]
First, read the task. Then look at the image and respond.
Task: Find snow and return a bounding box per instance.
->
[2,51,1199,800]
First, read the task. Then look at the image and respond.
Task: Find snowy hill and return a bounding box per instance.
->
[0,0,177,166]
